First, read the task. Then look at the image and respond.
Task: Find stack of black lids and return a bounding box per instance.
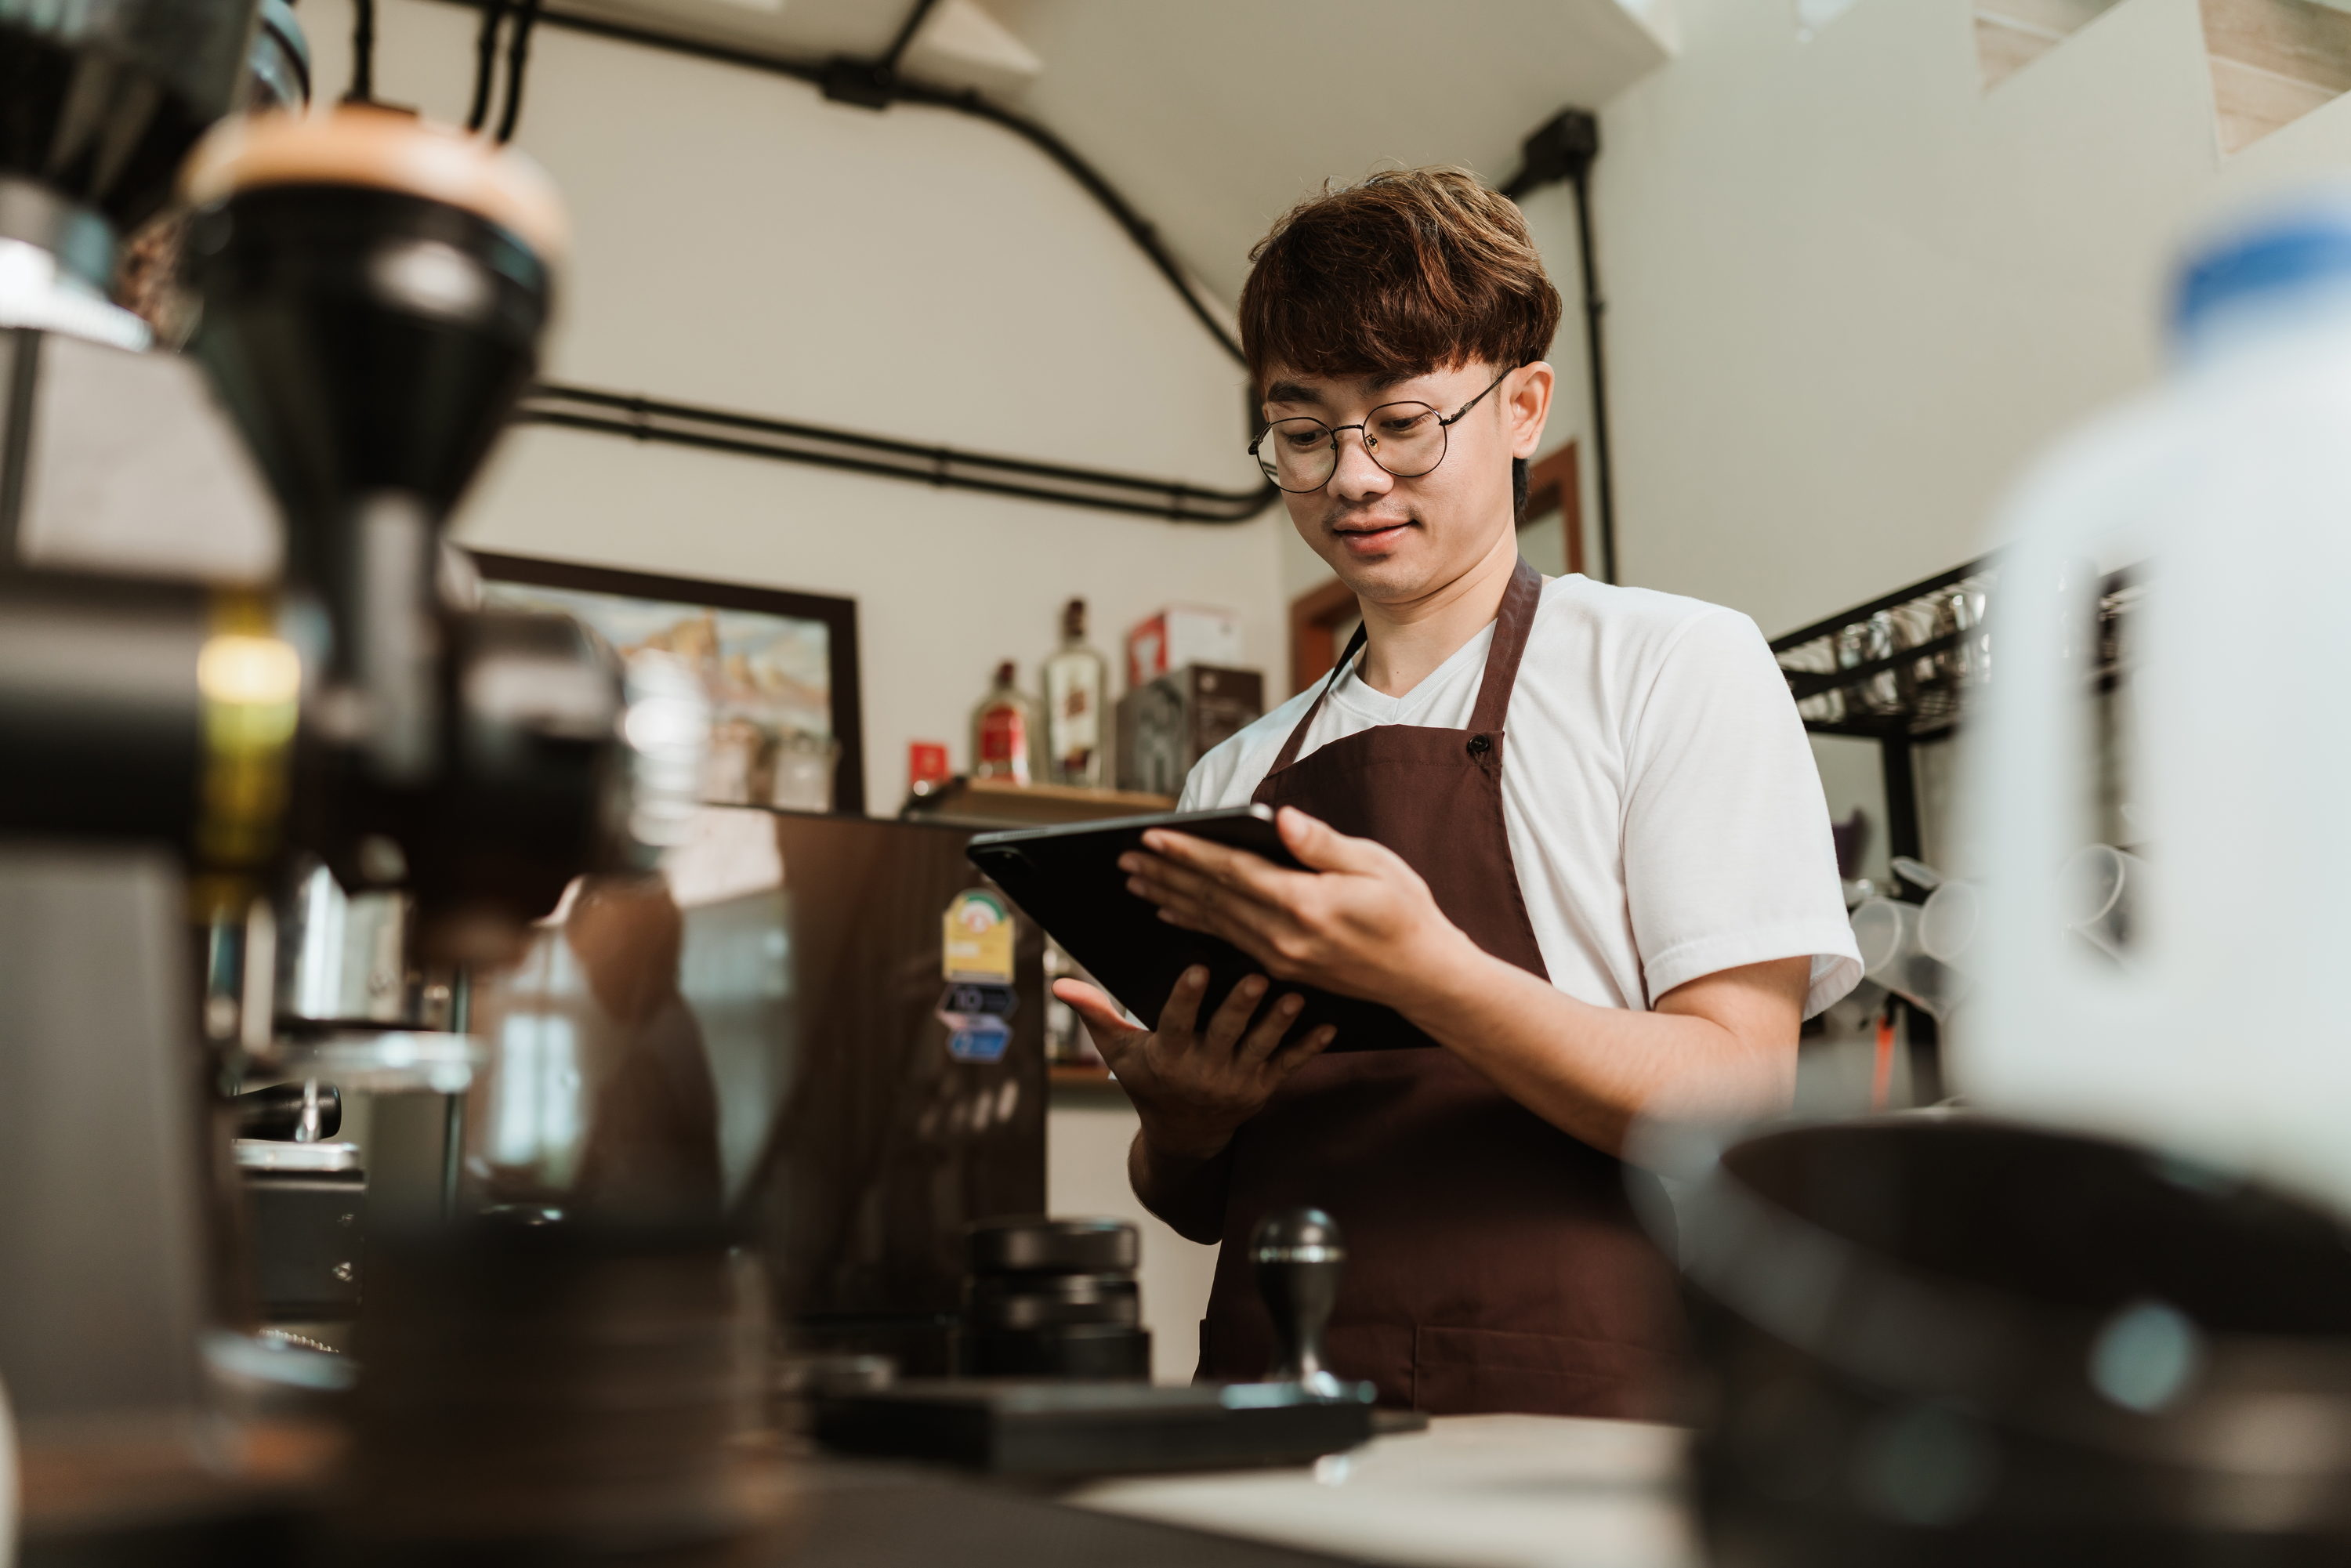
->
[963,1216,1150,1380]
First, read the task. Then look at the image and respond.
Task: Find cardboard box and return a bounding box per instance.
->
[1125,606,1241,691]
[1116,665,1264,797]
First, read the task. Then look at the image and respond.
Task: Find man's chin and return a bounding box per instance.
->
[1328,549,1433,601]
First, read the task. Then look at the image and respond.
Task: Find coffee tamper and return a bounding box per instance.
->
[1252,1207,1349,1399]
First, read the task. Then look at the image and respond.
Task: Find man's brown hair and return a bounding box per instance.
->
[1239,167,1563,400]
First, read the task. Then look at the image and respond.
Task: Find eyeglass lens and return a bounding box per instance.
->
[1255,403,1449,492]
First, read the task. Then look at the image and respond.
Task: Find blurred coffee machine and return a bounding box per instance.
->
[0,4,712,1552]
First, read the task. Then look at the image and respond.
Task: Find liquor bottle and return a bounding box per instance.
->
[970,661,1033,785]
[1041,598,1110,788]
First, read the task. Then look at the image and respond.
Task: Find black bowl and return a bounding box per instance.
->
[1676,1116,2351,1566]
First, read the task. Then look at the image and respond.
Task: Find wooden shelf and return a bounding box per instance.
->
[1047,1063,1125,1103]
[901,777,1176,830]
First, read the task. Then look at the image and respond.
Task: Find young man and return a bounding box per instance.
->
[1056,168,1859,1418]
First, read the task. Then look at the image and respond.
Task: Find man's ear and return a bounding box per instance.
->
[1509,362,1555,459]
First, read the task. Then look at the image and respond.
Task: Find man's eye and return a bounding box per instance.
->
[1376,411,1431,436]
[1279,429,1325,451]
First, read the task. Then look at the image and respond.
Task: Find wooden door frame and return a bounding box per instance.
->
[1289,577,1358,697]
[1523,443,1583,577]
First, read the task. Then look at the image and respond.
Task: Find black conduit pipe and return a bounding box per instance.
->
[492,0,542,143]
[877,0,941,74]
[420,0,1246,368]
[346,0,376,102]
[466,0,510,130]
[414,0,1269,520]
[1503,109,1617,585]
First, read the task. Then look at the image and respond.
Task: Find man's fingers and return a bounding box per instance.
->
[1054,980,1147,1058]
[1276,806,1391,876]
[1237,990,1306,1068]
[1131,834,1308,911]
[1150,964,1212,1043]
[1153,896,1290,974]
[1266,1023,1338,1077]
[1200,972,1270,1051]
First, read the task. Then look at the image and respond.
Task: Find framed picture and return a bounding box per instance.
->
[469,552,865,816]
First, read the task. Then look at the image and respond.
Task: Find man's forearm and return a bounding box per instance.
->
[1127,1128,1233,1244]
[1394,938,1802,1160]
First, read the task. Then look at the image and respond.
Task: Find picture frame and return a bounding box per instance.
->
[468,551,866,816]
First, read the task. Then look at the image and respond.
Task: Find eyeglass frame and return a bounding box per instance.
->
[1247,367,1519,494]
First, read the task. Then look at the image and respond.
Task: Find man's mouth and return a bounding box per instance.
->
[1331,518,1415,555]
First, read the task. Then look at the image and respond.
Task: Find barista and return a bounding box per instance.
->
[1054,168,1860,1418]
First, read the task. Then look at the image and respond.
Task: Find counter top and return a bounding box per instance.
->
[1066,1414,1699,1568]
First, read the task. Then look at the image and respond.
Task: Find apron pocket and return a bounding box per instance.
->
[1412,1324,1680,1419]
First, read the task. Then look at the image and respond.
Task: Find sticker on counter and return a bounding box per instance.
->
[943,889,1015,984]
[938,983,1017,1063]
[942,1016,1011,1063]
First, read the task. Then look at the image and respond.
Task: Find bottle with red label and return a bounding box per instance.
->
[1042,597,1109,788]
[970,661,1034,785]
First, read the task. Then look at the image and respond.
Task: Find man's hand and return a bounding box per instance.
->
[1055,964,1334,1161]
[1119,806,1478,1014]
[1120,805,1807,1161]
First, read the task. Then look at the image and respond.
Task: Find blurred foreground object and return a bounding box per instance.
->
[961,1217,1147,1379]
[0,46,720,1555]
[0,1,281,1552]
[1671,1117,2351,1563]
[343,1217,782,1563]
[1962,188,2351,1205]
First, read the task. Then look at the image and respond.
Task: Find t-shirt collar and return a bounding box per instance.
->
[1328,618,1500,726]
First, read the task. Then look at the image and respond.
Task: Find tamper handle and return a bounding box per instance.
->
[1252,1207,1346,1398]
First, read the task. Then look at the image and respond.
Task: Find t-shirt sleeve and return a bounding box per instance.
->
[1620,609,1861,1017]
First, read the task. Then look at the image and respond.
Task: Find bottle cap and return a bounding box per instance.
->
[1064,598,1087,639]
[995,660,1016,686]
[2173,187,2351,353]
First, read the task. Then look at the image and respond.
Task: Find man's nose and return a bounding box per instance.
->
[1327,426,1393,502]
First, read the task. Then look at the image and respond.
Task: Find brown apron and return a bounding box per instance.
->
[1191,558,1686,1418]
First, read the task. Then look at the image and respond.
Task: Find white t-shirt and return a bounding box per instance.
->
[1180,574,1862,1017]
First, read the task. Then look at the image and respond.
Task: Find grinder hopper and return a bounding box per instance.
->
[180,111,613,954]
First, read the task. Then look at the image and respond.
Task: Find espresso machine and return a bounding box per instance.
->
[0,2,733,1556]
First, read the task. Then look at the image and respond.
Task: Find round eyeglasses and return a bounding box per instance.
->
[1248,368,1513,494]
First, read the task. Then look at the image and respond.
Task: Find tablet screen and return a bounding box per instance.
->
[966,807,1432,1054]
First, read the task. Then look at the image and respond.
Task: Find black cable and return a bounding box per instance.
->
[520,383,1277,523]
[493,0,542,143]
[417,0,1246,368]
[895,80,1244,367]
[467,0,512,130]
[408,0,1266,523]
[878,0,940,73]
[1504,110,1616,584]
[346,0,376,102]
[1567,167,1616,585]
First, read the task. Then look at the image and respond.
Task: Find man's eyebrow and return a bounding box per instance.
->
[1262,379,1324,407]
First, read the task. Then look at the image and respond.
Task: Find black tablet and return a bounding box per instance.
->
[965,806,1433,1054]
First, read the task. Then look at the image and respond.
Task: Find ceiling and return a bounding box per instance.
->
[546,0,1675,306]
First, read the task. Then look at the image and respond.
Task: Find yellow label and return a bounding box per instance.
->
[943,889,1015,983]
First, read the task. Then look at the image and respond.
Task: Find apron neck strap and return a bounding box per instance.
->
[1269,618,1367,774]
[1469,556,1544,734]
[1266,556,1545,775]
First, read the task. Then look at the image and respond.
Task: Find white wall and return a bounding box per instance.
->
[1571,0,2351,640]
[303,0,1284,814]
[1046,1094,1219,1385]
